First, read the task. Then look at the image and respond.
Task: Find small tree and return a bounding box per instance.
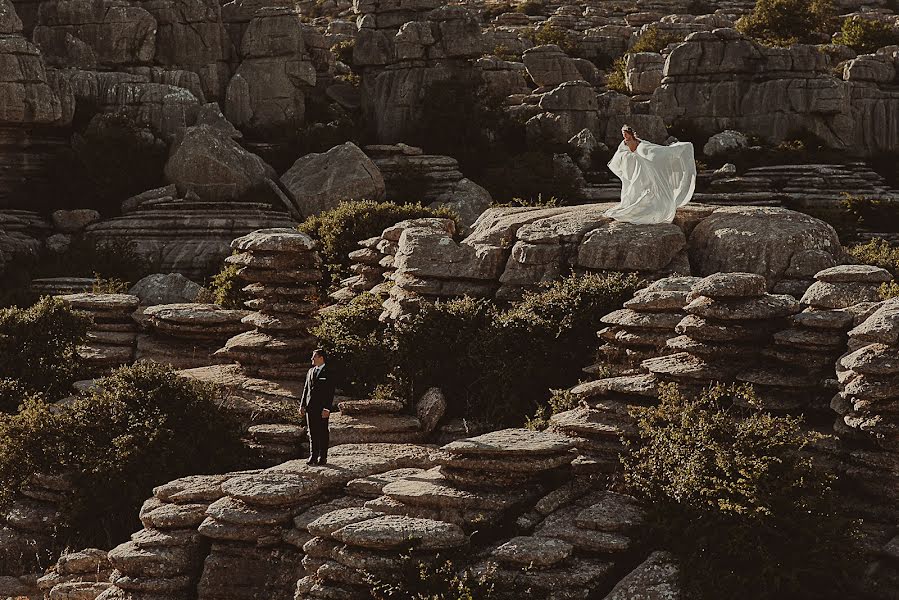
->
[735,0,836,46]
[623,383,860,600]
[837,15,899,54]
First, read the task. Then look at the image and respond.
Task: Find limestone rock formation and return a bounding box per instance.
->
[56,293,139,374]
[128,273,202,305]
[214,228,321,379]
[281,142,386,217]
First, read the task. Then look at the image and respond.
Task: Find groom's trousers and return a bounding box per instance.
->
[306,411,330,462]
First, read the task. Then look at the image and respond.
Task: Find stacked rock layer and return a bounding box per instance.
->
[136,303,251,370]
[748,265,890,414]
[596,276,701,375]
[643,273,800,392]
[215,229,321,380]
[40,548,112,599]
[57,293,140,374]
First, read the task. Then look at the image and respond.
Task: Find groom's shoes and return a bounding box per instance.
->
[317,458,327,465]
[306,457,317,465]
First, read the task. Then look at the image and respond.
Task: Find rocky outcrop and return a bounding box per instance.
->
[596,275,701,375]
[652,28,899,155]
[281,142,386,217]
[381,204,841,320]
[135,303,251,370]
[366,143,492,228]
[83,186,297,279]
[128,273,202,305]
[39,548,112,599]
[644,272,801,389]
[224,7,330,136]
[57,292,139,374]
[215,229,321,380]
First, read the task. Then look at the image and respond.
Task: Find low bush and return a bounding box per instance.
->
[298,201,459,291]
[311,293,390,397]
[525,388,580,430]
[517,0,545,16]
[841,194,899,233]
[331,39,355,65]
[735,0,836,46]
[0,362,247,548]
[197,261,247,309]
[533,24,576,54]
[847,238,899,275]
[0,297,90,402]
[316,273,642,423]
[367,554,500,599]
[606,26,683,93]
[837,16,899,55]
[622,383,860,600]
[879,281,899,299]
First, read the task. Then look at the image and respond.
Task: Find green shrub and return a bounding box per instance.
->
[0,297,90,402]
[0,362,247,548]
[735,0,836,46]
[526,388,580,430]
[197,261,247,309]
[34,237,153,284]
[606,27,682,94]
[311,293,391,397]
[298,200,459,291]
[837,16,899,54]
[841,194,899,232]
[847,238,899,275]
[331,39,355,65]
[480,2,514,22]
[623,383,860,600]
[367,554,500,599]
[605,57,629,93]
[517,0,545,16]
[533,24,577,55]
[631,26,682,54]
[879,280,899,299]
[91,275,130,294]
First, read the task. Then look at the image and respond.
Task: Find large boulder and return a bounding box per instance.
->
[280,142,385,217]
[688,206,841,286]
[164,124,281,203]
[522,44,584,88]
[128,273,202,305]
[702,130,749,156]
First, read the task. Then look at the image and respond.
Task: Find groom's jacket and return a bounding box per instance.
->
[301,364,335,411]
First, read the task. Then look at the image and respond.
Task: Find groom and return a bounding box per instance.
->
[300,349,335,465]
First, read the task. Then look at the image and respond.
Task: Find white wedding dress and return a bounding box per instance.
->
[605,139,696,224]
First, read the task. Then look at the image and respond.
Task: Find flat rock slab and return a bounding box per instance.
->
[801,281,880,309]
[221,473,320,507]
[231,228,317,253]
[534,511,632,554]
[840,344,899,376]
[106,542,198,578]
[690,273,766,298]
[57,293,140,311]
[346,468,428,498]
[624,290,691,312]
[550,406,637,440]
[197,517,279,544]
[791,309,853,330]
[849,299,899,345]
[247,423,304,444]
[205,496,293,526]
[153,475,232,504]
[815,265,891,284]
[570,374,658,400]
[139,499,208,529]
[330,515,466,550]
[675,314,772,342]
[293,496,366,531]
[492,535,573,568]
[485,557,616,597]
[602,551,680,600]
[684,294,798,321]
[382,469,527,511]
[575,492,645,532]
[601,309,684,330]
[643,352,733,382]
[143,304,248,325]
[130,528,200,549]
[435,451,573,473]
[337,398,405,414]
[441,428,575,457]
[307,507,382,537]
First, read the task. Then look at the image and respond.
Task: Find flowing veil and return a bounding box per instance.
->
[605,139,696,225]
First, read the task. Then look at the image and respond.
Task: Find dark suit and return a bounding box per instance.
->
[301,363,335,462]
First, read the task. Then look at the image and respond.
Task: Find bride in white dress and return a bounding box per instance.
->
[604,124,696,225]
